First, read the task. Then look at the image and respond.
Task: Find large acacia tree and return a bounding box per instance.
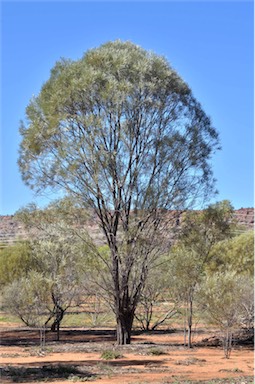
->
[19,41,219,344]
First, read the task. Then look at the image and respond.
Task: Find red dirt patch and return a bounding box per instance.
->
[0,326,253,383]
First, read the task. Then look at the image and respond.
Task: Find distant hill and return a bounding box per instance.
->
[0,208,253,248]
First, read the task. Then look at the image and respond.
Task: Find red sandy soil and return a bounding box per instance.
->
[0,324,254,383]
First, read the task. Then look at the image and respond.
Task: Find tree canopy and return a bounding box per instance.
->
[19,40,219,211]
[0,241,35,287]
[207,230,254,276]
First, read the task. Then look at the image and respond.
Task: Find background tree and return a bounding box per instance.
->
[168,245,201,347]
[134,254,179,331]
[205,230,254,332]
[2,271,51,327]
[29,223,87,340]
[238,277,254,331]
[206,231,254,276]
[0,241,36,287]
[180,200,236,253]
[170,200,235,348]
[2,214,88,341]
[198,272,253,358]
[18,40,220,344]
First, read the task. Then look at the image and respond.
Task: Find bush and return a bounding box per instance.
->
[100,349,123,360]
[147,347,166,356]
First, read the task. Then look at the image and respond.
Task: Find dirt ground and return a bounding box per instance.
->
[0,324,254,383]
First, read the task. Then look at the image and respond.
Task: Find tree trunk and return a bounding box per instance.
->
[187,295,193,348]
[51,307,64,341]
[184,304,187,347]
[39,326,46,349]
[223,327,232,358]
[144,302,153,331]
[116,311,134,345]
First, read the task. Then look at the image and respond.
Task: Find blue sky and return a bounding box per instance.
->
[1,1,254,214]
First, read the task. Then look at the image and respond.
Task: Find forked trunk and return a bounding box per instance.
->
[51,307,64,341]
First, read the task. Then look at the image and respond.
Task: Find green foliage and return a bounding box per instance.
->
[100,349,123,360]
[170,200,238,297]
[2,271,52,326]
[15,200,105,285]
[16,196,90,229]
[0,314,22,324]
[207,231,254,276]
[198,271,254,357]
[180,200,236,253]
[19,40,219,210]
[1,215,91,329]
[168,201,239,348]
[85,244,110,273]
[199,272,246,328]
[147,347,166,356]
[168,201,235,301]
[168,246,200,301]
[0,242,37,286]
[135,253,178,331]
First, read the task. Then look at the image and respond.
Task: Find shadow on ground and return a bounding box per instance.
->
[0,329,117,346]
[1,327,253,349]
[0,364,96,383]
[0,359,165,382]
[0,328,177,347]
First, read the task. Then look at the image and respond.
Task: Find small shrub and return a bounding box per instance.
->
[100,349,123,360]
[68,374,94,382]
[175,357,206,366]
[219,367,244,373]
[147,347,166,356]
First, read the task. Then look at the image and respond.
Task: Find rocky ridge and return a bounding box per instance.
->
[0,208,253,247]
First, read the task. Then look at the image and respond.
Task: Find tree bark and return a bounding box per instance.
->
[223,328,232,359]
[51,307,64,341]
[187,294,193,348]
[116,311,134,345]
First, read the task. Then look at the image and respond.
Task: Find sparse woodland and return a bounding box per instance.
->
[0,42,253,377]
[0,199,253,359]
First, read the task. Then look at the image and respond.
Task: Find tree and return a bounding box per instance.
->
[2,271,53,348]
[205,230,254,331]
[207,230,254,276]
[2,217,88,341]
[179,200,236,254]
[0,241,36,287]
[168,245,201,347]
[29,223,86,340]
[18,40,220,344]
[238,277,254,331]
[170,200,235,348]
[135,255,179,331]
[199,272,253,358]
[2,271,51,327]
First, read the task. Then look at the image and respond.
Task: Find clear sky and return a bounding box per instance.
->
[1,1,254,215]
